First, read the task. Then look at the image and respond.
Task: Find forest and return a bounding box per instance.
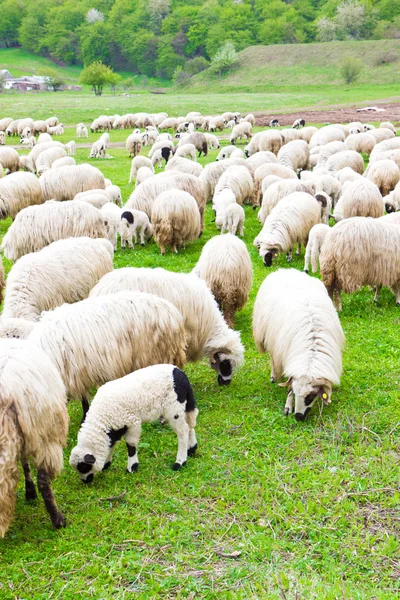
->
[0,0,399,79]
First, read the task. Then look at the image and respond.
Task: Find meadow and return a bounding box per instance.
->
[0,105,399,599]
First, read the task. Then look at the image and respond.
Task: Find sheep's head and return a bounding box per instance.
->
[70,447,99,483]
[259,244,280,267]
[279,376,332,421]
[210,332,244,386]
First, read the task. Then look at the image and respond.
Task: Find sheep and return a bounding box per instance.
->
[89,139,107,159]
[90,116,112,133]
[300,172,342,206]
[175,143,197,161]
[77,193,110,209]
[344,133,375,155]
[65,141,76,156]
[28,291,187,418]
[326,150,364,175]
[221,203,245,237]
[20,126,32,140]
[126,133,142,157]
[70,364,198,480]
[17,119,34,136]
[90,267,244,384]
[280,128,302,144]
[153,112,168,126]
[258,180,316,224]
[135,113,154,128]
[243,114,256,126]
[0,147,20,173]
[20,136,36,149]
[0,338,68,537]
[48,124,64,136]
[25,141,65,172]
[0,172,43,220]
[76,123,88,138]
[246,151,278,169]
[253,269,344,420]
[135,166,154,188]
[371,139,400,158]
[213,189,237,230]
[363,159,400,196]
[292,118,305,129]
[151,147,172,169]
[104,184,122,207]
[320,217,400,310]
[157,133,172,142]
[304,224,331,274]
[52,156,76,169]
[40,164,105,201]
[205,133,220,150]
[310,126,345,149]
[217,145,241,161]
[257,131,283,155]
[333,179,384,222]
[370,149,400,169]
[5,120,20,137]
[199,158,253,200]
[192,235,251,327]
[334,166,363,186]
[126,173,207,228]
[1,201,107,261]
[36,147,67,175]
[101,203,121,249]
[32,120,48,135]
[316,141,347,166]
[269,119,280,127]
[0,118,13,132]
[46,117,59,127]
[380,122,396,134]
[151,190,201,254]
[254,192,325,265]
[252,163,297,207]
[142,129,157,146]
[178,132,208,157]
[129,156,154,183]
[230,122,252,144]
[278,140,309,173]
[148,140,175,159]
[297,126,318,143]
[226,119,236,129]
[120,209,152,248]
[1,238,113,327]
[0,132,4,145]
[261,175,282,194]
[214,165,254,205]
[166,156,203,177]
[159,118,179,132]
[368,128,395,143]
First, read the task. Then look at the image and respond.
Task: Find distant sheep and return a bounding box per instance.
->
[292,118,305,129]
[65,141,76,156]
[120,209,152,248]
[178,132,208,157]
[230,122,252,144]
[76,123,88,138]
[126,133,142,157]
[344,133,375,155]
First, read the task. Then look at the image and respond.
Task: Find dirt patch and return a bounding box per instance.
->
[255,103,400,126]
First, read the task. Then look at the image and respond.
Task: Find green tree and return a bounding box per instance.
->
[38,67,65,91]
[79,61,118,95]
[340,56,363,83]
[210,41,238,76]
[80,22,111,65]
[0,0,24,47]
[123,76,135,89]
[19,15,46,53]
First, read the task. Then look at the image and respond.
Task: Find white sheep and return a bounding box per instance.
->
[36,147,67,175]
[175,143,197,161]
[278,139,309,173]
[0,172,43,220]
[65,141,76,156]
[178,132,208,157]
[101,203,121,249]
[221,203,245,237]
[1,201,107,261]
[0,338,68,536]
[120,209,152,248]
[40,164,105,201]
[344,133,375,155]
[0,147,20,173]
[148,139,175,158]
[135,166,154,187]
[216,146,238,161]
[1,238,114,325]
[76,123,88,138]
[326,150,364,175]
[52,157,76,169]
[200,158,253,200]
[193,234,252,327]
[70,364,198,480]
[152,189,201,254]
[129,156,154,183]
[363,159,400,196]
[309,126,345,149]
[258,179,316,224]
[230,122,252,144]
[20,136,36,149]
[252,162,297,207]
[213,188,237,230]
[90,267,245,385]
[253,269,344,419]
[165,156,203,177]
[304,224,331,273]
[205,133,220,150]
[89,139,107,159]
[214,164,254,206]
[126,133,142,157]
[333,179,384,221]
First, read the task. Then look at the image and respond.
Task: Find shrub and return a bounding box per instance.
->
[375,50,399,66]
[38,67,65,92]
[123,77,135,90]
[210,41,238,76]
[185,57,209,76]
[172,66,191,86]
[340,57,363,84]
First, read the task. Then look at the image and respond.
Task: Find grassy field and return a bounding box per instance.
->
[0,126,399,598]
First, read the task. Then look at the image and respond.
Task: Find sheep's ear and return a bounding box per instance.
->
[316,194,327,208]
[318,387,331,405]
[211,352,221,366]
[84,454,96,464]
[278,379,292,388]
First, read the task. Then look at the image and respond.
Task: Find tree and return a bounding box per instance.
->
[108,71,122,93]
[86,8,104,23]
[335,0,367,39]
[80,22,111,65]
[340,57,363,83]
[38,67,65,91]
[123,77,135,89]
[210,41,238,76]
[79,62,118,95]
[317,17,337,42]
[0,0,24,47]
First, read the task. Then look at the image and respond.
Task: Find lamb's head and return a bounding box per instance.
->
[70,446,101,483]
[258,243,281,267]
[279,376,332,421]
[209,331,244,386]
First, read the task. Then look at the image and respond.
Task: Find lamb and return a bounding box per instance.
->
[333,179,384,222]
[151,147,172,168]
[28,291,187,417]
[1,201,107,261]
[0,172,43,220]
[52,156,76,169]
[344,133,375,155]
[104,184,123,207]
[192,235,252,327]
[363,159,400,196]
[178,132,208,157]
[70,364,198,480]
[292,118,305,129]
[0,147,20,173]
[46,117,59,127]
[101,203,121,249]
[20,136,36,149]
[24,141,64,172]
[40,164,105,201]
[129,156,154,183]
[299,172,342,207]
[126,133,142,157]
[36,147,67,175]
[90,267,244,384]
[205,133,220,150]
[142,129,157,146]
[304,224,331,273]
[258,180,316,224]
[278,140,310,173]
[89,139,107,159]
[254,192,325,265]
[253,269,344,420]
[326,151,364,175]
[221,203,245,237]
[152,189,201,254]
[213,189,237,230]
[48,124,64,136]
[230,122,252,144]
[5,120,20,137]
[65,141,76,156]
[76,123,88,138]
[0,338,68,536]
[200,158,252,200]
[1,238,114,325]
[320,217,400,310]
[120,209,152,248]
[90,117,112,132]
[17,119,34,136]
[135,166,154,187]
[214,165,254,205]
[165,156,203,177]
[175,143,197,161]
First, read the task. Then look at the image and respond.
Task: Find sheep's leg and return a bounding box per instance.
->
[187,428,197,456]
[172,245,178,254]
[284,390,294,416]
[239,223,244,237]
[304,245,311,273]
[22,460,37,501]
[37,468,65,529]
[296,242,301,256]
[374,285,382,303]
[160,244,166,255]
[333,289,342,312]
[81,396,90,423]
[132,230,137,246]
[102,447,115,471]
[121,237,126,249]
[270,361,277,384]
[169,416,190,471]
[125,424,141,473]
[286,251,292,263]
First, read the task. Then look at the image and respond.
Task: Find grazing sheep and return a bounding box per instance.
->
[278,140,309,173]
[1,201,107,261]
[292,118,305,129]
[120,209,152,248]
[304,224,331,273]
[252,162,297,207]
[380,122,396,134]
[254,192,324,265]
[5,120,20,137]
[90,117,112,133]
[36,147,67,175]
[129,156,154,183]
[363,159,400,196]
[17,119,34,136]
[101,203,121,249]
[148,140,175,158]
[371,138,400,158]
[300,172,342,206]
[326,150,364,175]
[246,151,278,169]
[32,120,48,135]
[159,118,179,132]
[65,141,76,156]
[166,156,203,177]
[135,166,154,187]
[193,235,252,326]
[335,167,363,186]
[221,203,245,237]
[70,364,198,480]
[90,267,244,384]
[89,139,107,159]
[52,157,76,169]
[368,129,395,143]
[344,133,375,155]
[126,133,142,157]
[20,136,36,149]
[48,124,64,136]
[258,179,316,224]
[253,269,344,419]
[0,339,68,536]
[297,126,318,143]
[370,149,400,169]
[316,141,347,166]
[257,131,283,155]
[1,238,113,325]
[40,164,105,201]
[205,133,220,150]
[200,158,253,200]
[0,147,20,173]
[214,165,254,205]
[175,143,197,161]
[333,179,384,222]
[76,123,88,138]
[0,172,43,220]
[320,217,400,309]
[0,118,13,132]
[24,141,64,172]
[269,119,280,127]
[28,292,187,417]
[213,189,237,230]
[46,117,59,127]
[230,122,252,144]
[310,126,345,149]
[280,128,302,144]
[178,132,208,157]
[152,189,201,254]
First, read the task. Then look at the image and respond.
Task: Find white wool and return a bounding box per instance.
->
[52,157,76,169]
[101,203,121,249]
[364,159,400,196]
[333,178,384,221]
[166,156,203,177]
[278,140,309,172]
[212,188,236,230]
[152,189,201,254]
[304,223,331,273]
[258,179,316,224]
[214,165,254,205]
[325,151,364,175]
[120,209,152,248]
[0,172,43,220]
[175,143,197,161]
[129,156,154,183]
[221,203,245,237]
[199,158,253,200]
[40,164,105,201]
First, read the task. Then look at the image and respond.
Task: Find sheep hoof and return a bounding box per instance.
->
[52,512,66,529]
[188,444,198,456]
[284,407,290,416]
[304,269,308,274]
[126,463,139,473]
[141,243,145,247]
[396,302,400,307]
[172,461,186,471]
[270,376,276,384]
[102,461,111,471]
[25,485,37,501]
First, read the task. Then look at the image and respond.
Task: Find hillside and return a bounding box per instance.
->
[187,40,400,92]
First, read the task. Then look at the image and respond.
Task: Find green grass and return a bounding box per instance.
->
[0,134,399,598]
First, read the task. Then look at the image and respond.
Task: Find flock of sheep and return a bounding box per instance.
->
[0,108,399,538]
